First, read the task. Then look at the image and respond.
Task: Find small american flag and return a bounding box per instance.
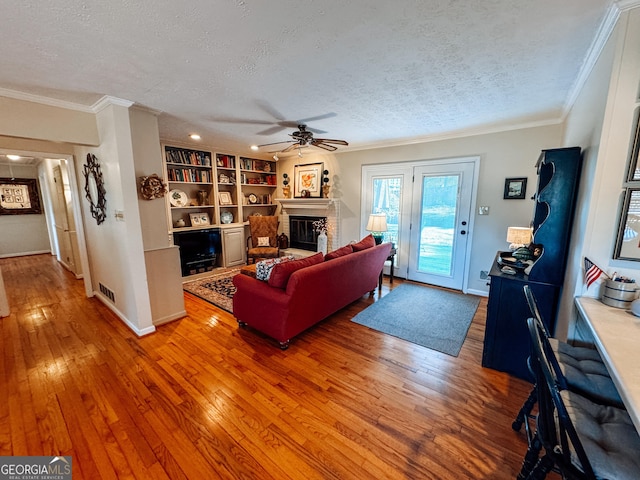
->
[584,257,604,288]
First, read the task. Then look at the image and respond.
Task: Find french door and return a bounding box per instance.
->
[362,158,477,291]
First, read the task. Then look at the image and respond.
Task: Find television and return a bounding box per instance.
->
[173,228,221,276]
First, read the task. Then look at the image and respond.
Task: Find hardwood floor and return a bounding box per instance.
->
[0,254,552,479]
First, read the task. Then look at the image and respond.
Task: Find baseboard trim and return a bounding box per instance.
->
[153,310,188,326]
[0,250,51,259]
[94,291,156,336]
[466,288,489,298]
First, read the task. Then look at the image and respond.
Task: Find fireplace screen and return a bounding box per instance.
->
[289,216,326,251]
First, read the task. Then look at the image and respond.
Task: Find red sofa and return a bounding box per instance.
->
[232,241,392,349]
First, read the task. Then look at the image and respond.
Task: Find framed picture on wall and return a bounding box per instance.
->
[0,177,42,215]
[294,162,323,198]
[503,177,527,199]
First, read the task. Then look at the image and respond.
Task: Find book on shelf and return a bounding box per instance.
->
[165,147,211,166]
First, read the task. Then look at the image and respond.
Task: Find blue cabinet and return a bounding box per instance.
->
[482,147,582,381]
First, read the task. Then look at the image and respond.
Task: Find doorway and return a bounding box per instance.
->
[362,157,479,291]
[0,149,92,316]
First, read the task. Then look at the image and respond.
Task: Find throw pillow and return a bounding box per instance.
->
[324,244,353,261]
[255,255,294,281]
[257,236,270,247]
[351,234,376,251]
[268,252,324,289]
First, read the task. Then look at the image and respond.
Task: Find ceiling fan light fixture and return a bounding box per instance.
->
[298,148,303,158]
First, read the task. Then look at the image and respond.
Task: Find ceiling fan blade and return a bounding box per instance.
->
[298,112,337,124]
[310,141,337,151]
[256,125,288,136]
[281,143,303,153]
[268,145,308,153]
[314,138,349,146]
[256,140,295,148]
[209,116,274,126]
[304,126,328,135]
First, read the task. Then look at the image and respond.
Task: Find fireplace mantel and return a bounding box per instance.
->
[277,198,333,211]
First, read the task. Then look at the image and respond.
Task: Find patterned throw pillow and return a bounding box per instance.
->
[255,255,295,281]
[257,236,270,247]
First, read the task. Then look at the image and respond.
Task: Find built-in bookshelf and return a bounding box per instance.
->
[163,144,278,274]
[162,144,277,232]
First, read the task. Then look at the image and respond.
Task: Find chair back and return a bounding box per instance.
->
[527,317,597,479]
[248,216,279,248]
[523,284,551,337]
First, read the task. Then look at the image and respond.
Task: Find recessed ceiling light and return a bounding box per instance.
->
[189,134,201,140]
[7,155,20,161]
[250,145,259,151]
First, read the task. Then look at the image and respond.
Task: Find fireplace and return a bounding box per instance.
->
[289,216,325,251]
[278,198,339,253]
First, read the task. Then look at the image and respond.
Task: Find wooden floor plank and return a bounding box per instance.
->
[0,254,560,479]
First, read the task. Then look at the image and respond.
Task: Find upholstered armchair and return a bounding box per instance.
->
[246,215,280,264]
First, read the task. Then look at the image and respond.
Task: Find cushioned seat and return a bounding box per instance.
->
[513,286,623,432]
[518,316,640,480]
[551,338,624,408]
[560,390,640,479]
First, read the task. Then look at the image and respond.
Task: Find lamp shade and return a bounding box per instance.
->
[366,213,388,233]
[506,226,532,246]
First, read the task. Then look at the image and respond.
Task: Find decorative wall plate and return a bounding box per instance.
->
[169,189,188,207]
[220,211,233,224]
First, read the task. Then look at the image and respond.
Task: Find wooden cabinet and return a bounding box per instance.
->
[482,147,582,381]
[163,144,277,276]
[482,254,560,381]
[221,226,246,267]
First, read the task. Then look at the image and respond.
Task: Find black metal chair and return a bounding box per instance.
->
[518,316,640,479]
[512,285,623,432]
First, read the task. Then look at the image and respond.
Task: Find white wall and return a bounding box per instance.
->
[276,124,562,294]
[0,163,51,257]
[74,100,155,336]
[561,8,640,339]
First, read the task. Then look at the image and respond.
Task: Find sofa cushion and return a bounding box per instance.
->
[255,255,295,281]
[325,244,353,261]
[351,234,376,251]
[268,252,324,289]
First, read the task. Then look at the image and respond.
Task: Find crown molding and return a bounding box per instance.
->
[616,0,640,12]
[0,87,95,113]
[340,117,563,154]
[91,95,134,113]
[562,3,624,117]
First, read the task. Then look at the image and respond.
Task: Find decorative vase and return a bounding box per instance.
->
[283,185,291,199]
[197,190,208,206]
[322,185,330,198]
[316,230,328,255]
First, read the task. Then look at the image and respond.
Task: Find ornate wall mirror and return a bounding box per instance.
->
[83,153,107,225]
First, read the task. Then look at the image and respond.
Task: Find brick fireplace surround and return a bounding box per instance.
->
[278,199,340,254]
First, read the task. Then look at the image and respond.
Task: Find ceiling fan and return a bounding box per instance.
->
[256,124,348,153]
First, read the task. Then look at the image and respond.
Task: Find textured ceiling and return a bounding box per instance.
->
[0,0,617,154]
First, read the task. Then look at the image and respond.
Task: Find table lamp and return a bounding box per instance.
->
[366,213,388,245]
[506,226,532,251]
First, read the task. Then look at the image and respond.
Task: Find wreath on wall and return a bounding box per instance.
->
[139,173,167,200]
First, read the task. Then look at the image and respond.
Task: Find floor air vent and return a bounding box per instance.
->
[99,283,115,303]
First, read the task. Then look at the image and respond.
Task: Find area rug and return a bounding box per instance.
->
[182,267,242,312]
[351,283,480,356]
